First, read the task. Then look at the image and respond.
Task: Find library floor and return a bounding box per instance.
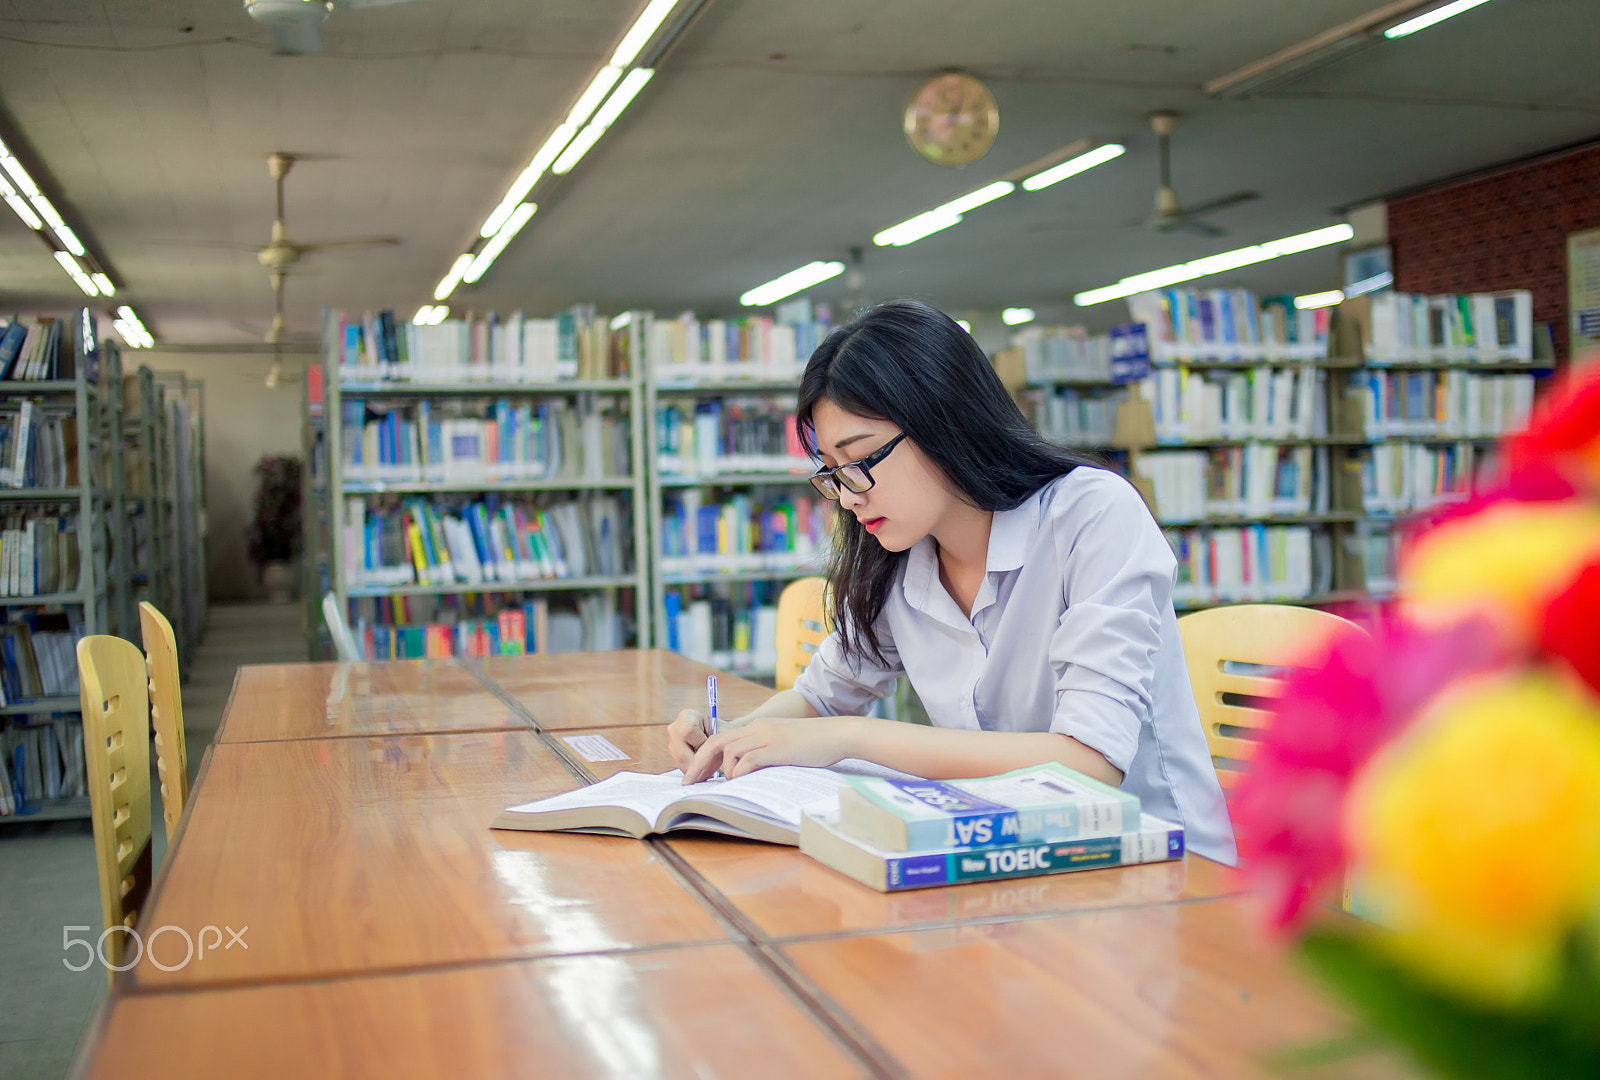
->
[0,602,304,1080]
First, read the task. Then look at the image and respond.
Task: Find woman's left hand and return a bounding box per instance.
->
[682,717,857,784]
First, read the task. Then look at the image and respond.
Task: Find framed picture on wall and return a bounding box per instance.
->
[1343,244,1393,296]
[1568,227,1600,367]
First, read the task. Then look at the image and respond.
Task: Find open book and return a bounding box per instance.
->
[492,760,916,846]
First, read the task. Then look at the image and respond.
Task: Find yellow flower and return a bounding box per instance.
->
[1400,501,1600,641]
[1344,671,1600,1009]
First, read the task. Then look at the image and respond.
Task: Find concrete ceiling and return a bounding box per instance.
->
[0,0,1597,345]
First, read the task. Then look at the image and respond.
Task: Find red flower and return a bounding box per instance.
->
[1539,557,1600,697]
[1506,362,1600,479]
[1236,616,1505,929]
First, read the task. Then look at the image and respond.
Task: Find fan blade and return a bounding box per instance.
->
[1175,190,1259,218]
[271,20,324,55]
[333,0,427,7]
[1173,218,1228,238]
[136,239,263,251]
[294,237,402,254]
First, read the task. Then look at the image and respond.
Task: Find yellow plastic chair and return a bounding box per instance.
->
[78,634,154,985]
[139,601,189,836]
[1177,603,1367,910]
[773,576,831,692]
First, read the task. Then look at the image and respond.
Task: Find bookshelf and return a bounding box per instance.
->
[1006,286,1549,615]
[156,372,207,666]
[302,362,333,660]
[121,365,168,632]
[641,311,834,679]
[0,312,115,823]
[322,307,652,659]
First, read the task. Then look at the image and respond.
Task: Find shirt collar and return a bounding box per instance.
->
[985,486,1044,574]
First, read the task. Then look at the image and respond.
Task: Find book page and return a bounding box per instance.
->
[501,772,688,823]
[687,766,889,830]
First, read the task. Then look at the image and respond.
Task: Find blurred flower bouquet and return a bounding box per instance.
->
[1236,362,1600,1079]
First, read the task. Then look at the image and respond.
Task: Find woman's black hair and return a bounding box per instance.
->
[796,299,1103,668]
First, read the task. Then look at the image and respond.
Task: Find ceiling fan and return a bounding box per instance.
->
[1144,111,1258,237]
[244,0,426,57]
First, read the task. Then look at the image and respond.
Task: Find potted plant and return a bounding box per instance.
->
[247,454,303,602]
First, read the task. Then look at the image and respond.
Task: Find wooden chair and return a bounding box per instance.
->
[773,576,831,692]
[78,634,154,985]
[138,601,189,836]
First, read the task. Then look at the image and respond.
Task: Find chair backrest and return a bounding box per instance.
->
[1177,603,1365,801]
[773,576,831,692]
[322,591,362,662]
[78,634,153,984]
[138,601,189,835]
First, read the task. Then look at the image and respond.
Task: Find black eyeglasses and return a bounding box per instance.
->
[809,433,907,500]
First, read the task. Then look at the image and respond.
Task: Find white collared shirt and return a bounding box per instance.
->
[793,466,1238,865]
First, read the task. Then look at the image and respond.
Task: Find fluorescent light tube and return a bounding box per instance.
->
[611,0,680,68]
[566,65,623,130]
[29,194,65,230]
[480,122,578,238]
[1073,223,1355,306]
[592,67,654,130]
[873,181,1015,247]
[1021,143,1126,191]
[956,320,972,333]
[1002,307,1036,326]
[56,252,99,297]
[740,260,846,307]
[551,123,606,175]
[1385,0,1493,38]
[91,273,114,296]
[1,155,38,197]
[609,312,633,330]
[4,194,42,230]
[412,306,435,325]
[463,203,537,284]
[873,208,963,247]
[53,224,86,257]
[433,253,474,301]
[1294,289,1345,309]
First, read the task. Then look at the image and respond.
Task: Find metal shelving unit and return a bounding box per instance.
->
[302,363,332,660]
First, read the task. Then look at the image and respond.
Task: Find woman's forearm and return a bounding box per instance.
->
[734,688,821,724]
[841,718,1123,787]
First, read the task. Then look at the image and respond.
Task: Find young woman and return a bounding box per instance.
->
[668,299,1236,864]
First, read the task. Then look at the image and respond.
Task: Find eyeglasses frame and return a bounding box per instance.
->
[808,432,908,500]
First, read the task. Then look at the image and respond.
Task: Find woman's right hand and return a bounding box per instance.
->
[668,708,712,773]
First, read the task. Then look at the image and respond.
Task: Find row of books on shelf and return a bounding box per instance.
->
[1139,365,1328,443]
[1024,385,1123,447]
[1013,325,1116,384]
[663,581,783,674]
[346,592,627,660]
[1166,525,1332,606]
[0,403,78,488]
[339,396,630,485]
[0,610,83,705]
[656,398,810,477]
[0,511,81,598]
[1358,290,1534,363]
[1360,443,1482,515]
[1126,288,1330,361]
[1134,445,1332,523]
[1,718,86,814]
[341,495,629,591]
[0,314,93,382]
[649,311,833,384]
[659,492,831,576]
[1353,370,1535,439]
[332,305,636,384]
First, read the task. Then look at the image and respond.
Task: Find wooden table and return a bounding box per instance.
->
[71,650,1406,1079]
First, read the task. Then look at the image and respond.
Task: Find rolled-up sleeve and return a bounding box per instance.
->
[1046,475,1174,775]
[791,620,904,718]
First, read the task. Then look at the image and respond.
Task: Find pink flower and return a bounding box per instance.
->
[1236,616,1505,929]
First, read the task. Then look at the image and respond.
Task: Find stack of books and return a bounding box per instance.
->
[799,762,1184,892]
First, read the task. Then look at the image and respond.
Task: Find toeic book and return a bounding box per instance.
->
[836,761,1139,852]
[801,809,1184,892]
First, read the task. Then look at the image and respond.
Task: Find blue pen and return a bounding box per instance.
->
[706,675,722,779]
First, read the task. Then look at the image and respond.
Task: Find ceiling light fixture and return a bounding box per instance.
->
[1385,0,1493,37]
[479,124,577,238]
[1020,143,1126,191]
[551,123,608,176]
[1202,0,1489,98]
[53,251,98,297]
[740,260,846,307]
[1294,289,1345,309]
[1002,307,1036,326]
[592,67,655,130]
[873,180,1015,247]
[463,203,537,284]
[113,306,153,348]
[612,0,681,67]
[1073,223,1354,306]
[433,254,474,302]
[566,66,624,130]
[91,273,115,296]
[0,135,125,304]
[412,305,449,326]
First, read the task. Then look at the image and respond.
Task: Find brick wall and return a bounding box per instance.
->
[1388,141,1600,363]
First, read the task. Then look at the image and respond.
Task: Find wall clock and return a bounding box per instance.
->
[903,71,999,167]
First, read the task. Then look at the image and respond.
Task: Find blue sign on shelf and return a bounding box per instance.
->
[1110,323,1151,384]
